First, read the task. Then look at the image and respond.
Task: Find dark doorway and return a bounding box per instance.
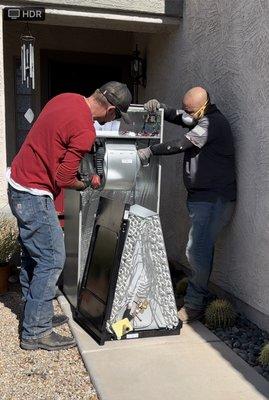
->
[49,61,122,98]
[41,50,132,106]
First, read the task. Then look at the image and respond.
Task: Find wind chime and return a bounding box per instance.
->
[20,24,35,90]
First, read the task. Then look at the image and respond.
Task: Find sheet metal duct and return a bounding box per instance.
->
[102,142,141,191]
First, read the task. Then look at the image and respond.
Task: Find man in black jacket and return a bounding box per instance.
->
[139,87,236,323]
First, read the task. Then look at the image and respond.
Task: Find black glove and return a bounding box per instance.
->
[77,174,101,191]
[137,147,153,162]
[144,99,161,113]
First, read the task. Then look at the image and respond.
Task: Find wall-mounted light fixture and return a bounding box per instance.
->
[131,45,146,103]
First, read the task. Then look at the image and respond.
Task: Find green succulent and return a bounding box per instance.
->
[176,277,188,296]
[205,299,236,329]
[259,343,269,366]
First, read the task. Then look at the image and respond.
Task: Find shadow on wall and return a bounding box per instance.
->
[165,0,183,17]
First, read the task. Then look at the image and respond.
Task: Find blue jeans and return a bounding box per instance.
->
[8,186,65,339]
[184,197,235,310]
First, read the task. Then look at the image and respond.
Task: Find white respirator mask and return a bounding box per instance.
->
[177,110,195,126]
[181,111,195,126]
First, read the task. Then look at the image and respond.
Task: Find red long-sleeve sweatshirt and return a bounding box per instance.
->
[11,93,96,198]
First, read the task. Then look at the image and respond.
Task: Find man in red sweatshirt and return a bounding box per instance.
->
[7,81,132,351]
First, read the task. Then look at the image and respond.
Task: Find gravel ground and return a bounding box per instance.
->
[209,314,269,381]
[0,284,99,400]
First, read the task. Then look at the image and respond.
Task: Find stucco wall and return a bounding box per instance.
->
[4,0,182,17]
[136,1,269,323]
[0,8,7,208]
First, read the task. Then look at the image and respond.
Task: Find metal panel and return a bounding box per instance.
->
[103,142,141,191]
[63,188,100,307]
[76,197,129,344]
[62,189,81,307]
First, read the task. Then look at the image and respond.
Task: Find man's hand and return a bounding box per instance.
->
[77,174,101,191]
[138,147,153,162]
[144,99,160,113]
[90,174,101,189]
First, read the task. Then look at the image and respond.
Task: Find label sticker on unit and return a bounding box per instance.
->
[121,159,133,164]
[124,210,130,220]
[126,333,139,339]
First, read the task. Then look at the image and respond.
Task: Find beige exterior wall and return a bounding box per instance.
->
[135,1,269,328]
[0,7,7,208]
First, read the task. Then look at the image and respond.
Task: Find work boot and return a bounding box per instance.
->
[52,314,69,328]
[20,331,76,351]
[178,306,204,324]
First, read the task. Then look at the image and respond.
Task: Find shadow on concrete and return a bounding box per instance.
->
[190,322,269,399]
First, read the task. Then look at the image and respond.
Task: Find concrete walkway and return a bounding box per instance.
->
[58,295,269,400]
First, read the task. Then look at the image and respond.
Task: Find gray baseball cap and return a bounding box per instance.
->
[99,81,132,124]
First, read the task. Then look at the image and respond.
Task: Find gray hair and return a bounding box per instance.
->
[92,89,111,108]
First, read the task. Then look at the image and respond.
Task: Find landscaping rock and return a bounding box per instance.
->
[232,341,241,348]
[231,327,239,334]
[204,305,269,381]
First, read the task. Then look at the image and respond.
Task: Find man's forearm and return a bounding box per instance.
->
[68,179,86,191]
[162,105,195,128]
[150,136,194,155]
[163,105,183,125]
[55,175,86,190]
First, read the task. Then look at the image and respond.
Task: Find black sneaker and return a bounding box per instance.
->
[52,314,69,328]
[20,331,76,351]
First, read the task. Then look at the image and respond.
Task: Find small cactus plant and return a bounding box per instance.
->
[259,343,269,366]
[205,299,236,329]
[176,277,188,296]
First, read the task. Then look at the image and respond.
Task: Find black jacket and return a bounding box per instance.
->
[150,104,236,202]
